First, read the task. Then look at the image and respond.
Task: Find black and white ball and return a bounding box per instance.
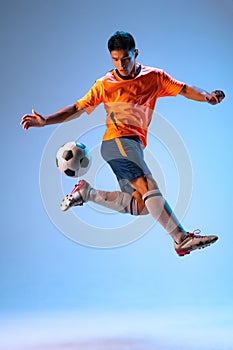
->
[56,141,91,177]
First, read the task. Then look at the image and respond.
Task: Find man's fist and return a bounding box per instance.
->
[207,90,225,105]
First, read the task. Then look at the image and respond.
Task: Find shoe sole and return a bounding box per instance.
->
[60,194,84,211]
[176,236,218,257]
[60,195,73,211]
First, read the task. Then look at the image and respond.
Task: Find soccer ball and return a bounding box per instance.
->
[56,141,91,177]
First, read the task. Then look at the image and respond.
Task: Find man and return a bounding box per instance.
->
[21,31,225,256]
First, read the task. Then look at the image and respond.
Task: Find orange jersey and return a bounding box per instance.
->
[76,65,184,147]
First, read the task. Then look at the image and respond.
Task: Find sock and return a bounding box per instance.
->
[89,189,139,215]
[142,189,186,243]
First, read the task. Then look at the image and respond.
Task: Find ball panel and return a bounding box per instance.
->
[62,149,74,161]
[64,168,76,177]
[76,142,85,149]
[80,156,89,168]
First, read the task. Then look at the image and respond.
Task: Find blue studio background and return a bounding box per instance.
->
[1,0,233,349]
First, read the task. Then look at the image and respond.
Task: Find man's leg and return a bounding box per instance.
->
[89,187,147,215]
[129,175,218,255]
[60,179,147,215]
[130,175,186,243]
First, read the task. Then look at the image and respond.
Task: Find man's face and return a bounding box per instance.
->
[110,49,138,77]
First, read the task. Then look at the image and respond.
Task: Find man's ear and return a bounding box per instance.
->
[134,49,139,59]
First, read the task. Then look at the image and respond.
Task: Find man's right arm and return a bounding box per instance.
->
[20,103,84,130]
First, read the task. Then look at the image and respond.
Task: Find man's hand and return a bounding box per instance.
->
[206,90,225,105]
[20,109,46,130]
[20,104,84,129]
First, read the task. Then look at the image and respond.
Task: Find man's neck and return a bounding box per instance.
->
[116,64,141,80]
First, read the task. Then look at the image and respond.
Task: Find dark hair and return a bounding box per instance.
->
[108,31,136,52]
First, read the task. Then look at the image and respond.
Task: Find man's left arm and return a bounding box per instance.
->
[179,85,225,105]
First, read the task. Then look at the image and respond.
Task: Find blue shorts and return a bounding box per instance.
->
[101,136,152,194]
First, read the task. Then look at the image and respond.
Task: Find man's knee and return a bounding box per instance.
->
[130,175,149,196]
[130,174,159,195]
[131,191,149,216]
[127,175,159,215]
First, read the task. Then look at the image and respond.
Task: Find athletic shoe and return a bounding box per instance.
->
[174,230,218,257]
[60,179,92,211]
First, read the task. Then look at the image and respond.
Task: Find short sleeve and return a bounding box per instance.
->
[157,70,184,97]
[76,80,104,114]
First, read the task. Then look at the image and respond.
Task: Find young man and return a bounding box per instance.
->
[21,31,225,256]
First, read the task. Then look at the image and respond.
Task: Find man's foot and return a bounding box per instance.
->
[60,179,92,211]
[174,230,218,257]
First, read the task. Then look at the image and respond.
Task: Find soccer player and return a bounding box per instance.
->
[21,31,225,256]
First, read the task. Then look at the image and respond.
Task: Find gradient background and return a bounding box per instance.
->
[1,0,233,349]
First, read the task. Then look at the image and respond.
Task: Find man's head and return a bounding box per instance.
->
[108,31,136,52]
[108,31,138,78]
